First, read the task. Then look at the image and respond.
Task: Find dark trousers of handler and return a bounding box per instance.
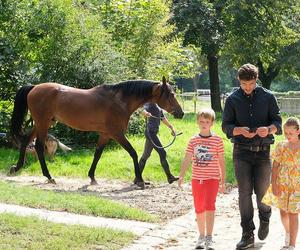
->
[139,130,173,179]
[233,145,272,235]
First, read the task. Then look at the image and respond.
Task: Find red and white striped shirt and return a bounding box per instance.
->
[186,134,224,180]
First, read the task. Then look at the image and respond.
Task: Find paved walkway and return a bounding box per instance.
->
[0,203,157,236]
[124,188,299,250]
[0,188,299,249]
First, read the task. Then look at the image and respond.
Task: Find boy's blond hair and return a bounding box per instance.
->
[197,108,216,122]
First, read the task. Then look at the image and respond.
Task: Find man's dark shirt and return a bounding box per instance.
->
[222,86,282,146]
[144,103,165,133]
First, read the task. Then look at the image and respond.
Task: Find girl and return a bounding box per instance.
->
[263,117,300,250]
[178,108,225,249]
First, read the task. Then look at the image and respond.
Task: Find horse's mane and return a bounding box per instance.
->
[101,80,159,98]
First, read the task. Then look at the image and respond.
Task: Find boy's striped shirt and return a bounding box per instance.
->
[186,134,224,180]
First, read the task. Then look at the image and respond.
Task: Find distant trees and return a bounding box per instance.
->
[98,0,199,80]
[0,0,198,101]
[1,0,299,107]
[171,0,227,112]
[225,0,300,89]
[171,0,300,111]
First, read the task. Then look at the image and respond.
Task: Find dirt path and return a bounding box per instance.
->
[1,175,193,222]
[1,175,299,249]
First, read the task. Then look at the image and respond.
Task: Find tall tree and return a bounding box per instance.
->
[225,0,300,89]
[171,0,228,112]
[0,0,131,98]
[99,0,198,80]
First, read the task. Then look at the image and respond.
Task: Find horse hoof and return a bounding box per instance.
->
[168,176,179,184]
[90,180,98,185]
[8,166,17,176]
[136,181,145,190]
[46,179,56,184]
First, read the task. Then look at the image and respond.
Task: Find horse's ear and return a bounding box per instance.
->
[162,76,167,85]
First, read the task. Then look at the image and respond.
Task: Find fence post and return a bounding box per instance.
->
[193,92,196,114]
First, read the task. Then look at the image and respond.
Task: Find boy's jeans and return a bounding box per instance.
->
[233,145,272,234]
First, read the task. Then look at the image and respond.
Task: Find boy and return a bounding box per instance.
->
[178,108,225,249]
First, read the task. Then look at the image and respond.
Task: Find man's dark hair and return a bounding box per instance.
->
[238,63,258,80]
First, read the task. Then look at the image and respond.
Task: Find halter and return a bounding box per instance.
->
[146,115,182,149]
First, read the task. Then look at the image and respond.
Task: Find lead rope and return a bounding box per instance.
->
[145,115,182,149]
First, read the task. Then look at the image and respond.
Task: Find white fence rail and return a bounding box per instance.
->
[178,91,300,115]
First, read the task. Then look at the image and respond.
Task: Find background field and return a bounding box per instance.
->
[0,112,287,185]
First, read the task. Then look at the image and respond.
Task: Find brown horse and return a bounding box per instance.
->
[10,77,184,188]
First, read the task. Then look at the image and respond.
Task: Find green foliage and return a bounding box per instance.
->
[0,39,28,101]
[0,0,198,102]
[171,0,227,55]
[171,0,228,111]
[127,110,145,136]
[0,0,132,100]
[100,0,198,80]
[0,101,13,133]
[225,0,300,88]
[226,0,299,65]
[0,101,14,147]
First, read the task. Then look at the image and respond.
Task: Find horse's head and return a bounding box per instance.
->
[154,77,184,119]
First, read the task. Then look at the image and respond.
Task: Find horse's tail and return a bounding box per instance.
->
[10,85,35,143]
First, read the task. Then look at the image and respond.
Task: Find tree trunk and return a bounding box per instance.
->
[230,69,239,87]
[193,74,199,91]
[257,60,280,89]
[207,54,222,112]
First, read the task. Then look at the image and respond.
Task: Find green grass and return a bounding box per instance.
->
[0,213,135,250]
[0,181,158,223]
[0,113,286,185]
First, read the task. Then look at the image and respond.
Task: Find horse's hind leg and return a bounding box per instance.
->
[35,129,55,184]
[9,128,36,175]
[88,135,109,185]
[114,134,145,189]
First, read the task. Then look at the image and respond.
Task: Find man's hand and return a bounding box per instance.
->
[142,110,151,118]
[240,127,257,138]
[170,126,176,136]
[257,127,269,138]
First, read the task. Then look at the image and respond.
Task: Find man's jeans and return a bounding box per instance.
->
[233,145,272,234]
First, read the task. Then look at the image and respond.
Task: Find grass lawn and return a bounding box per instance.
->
[0,181,158,222]
[0,113,286,185]
[0,213,135,250]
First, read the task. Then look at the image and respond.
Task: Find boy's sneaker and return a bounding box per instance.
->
[195,235,206,249]
[206,235,214,250]
[287,246,295,250]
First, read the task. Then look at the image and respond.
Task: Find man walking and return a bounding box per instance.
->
[222,63,282,249]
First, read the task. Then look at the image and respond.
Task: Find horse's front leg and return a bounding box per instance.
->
[88,135,109,185]
[114,134,145,189]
